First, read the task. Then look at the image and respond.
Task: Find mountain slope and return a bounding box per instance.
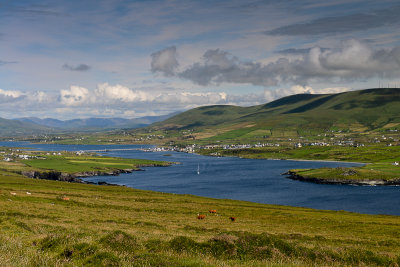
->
[0,117,53,136]
[146,88,400,141]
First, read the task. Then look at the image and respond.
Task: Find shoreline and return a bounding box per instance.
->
[20,163,171,186]
[21,168,137,185]
[199,150,367,165]
[280,158,366,165]
[284,170,400,186]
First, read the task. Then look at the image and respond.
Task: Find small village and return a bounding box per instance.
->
[1,148,65,162]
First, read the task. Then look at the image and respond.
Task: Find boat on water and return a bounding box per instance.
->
[197,164,200,175]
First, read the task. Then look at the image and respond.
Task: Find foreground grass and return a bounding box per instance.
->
[1,172,400,266]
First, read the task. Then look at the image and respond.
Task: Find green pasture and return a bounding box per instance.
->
[2,170,400,266]
[23,155,170,173]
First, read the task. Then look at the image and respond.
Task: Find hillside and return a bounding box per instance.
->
[0,117,54,136]
[144,88,400,143]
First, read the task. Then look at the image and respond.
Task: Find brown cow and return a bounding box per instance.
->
[209,210,217,214]
[197,214,206,220]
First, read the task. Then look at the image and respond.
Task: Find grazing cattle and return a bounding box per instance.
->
[10,192,16,196]
[209,210,217,214]
[229,217,236,222]
[62,197,70,201]
[197,214,206,220]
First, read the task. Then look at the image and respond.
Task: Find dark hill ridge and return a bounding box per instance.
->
[148,88,400,141]
[262,93,322,109]
[13,112,179,132]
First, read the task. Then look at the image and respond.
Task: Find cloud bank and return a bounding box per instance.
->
[0,83,354,119]
[153,40,400,87]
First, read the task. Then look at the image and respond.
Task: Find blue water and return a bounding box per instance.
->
[1,141,399,215]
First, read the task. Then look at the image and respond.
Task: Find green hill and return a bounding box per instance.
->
[145,88,400,142]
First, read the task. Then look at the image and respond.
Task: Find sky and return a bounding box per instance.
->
[0,0,400,119]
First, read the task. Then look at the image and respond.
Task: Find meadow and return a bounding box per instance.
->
[2,167,400,266]
[23,154,171,174]
[0,150,171,181]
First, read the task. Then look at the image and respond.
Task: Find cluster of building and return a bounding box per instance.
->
[1,151,36,162]
[1,150,61,162]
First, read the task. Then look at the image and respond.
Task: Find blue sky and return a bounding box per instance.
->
[0,0,399,119]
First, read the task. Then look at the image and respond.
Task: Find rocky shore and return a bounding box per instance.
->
[284,171,400,186]
[20,169,136,185]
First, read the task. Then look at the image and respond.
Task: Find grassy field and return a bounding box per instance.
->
[0,148,171,175]
[2,170,400,266]
[288,165,400,183]
[23,155,171,174]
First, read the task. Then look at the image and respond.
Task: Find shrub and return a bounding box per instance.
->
[133,253,200,267]
[144,239,167,253]
[38,234,68,251]
[99,230,139,252]
[83,252,120,266]
[60,242,98,260]
[169,236,200,254]
[203,235,237,259]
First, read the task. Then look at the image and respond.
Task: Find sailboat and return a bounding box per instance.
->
[197,164,200,175]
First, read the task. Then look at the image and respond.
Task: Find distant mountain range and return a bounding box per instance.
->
[0,112,179,136]
[14,112,179,130]
[0,117,52,136]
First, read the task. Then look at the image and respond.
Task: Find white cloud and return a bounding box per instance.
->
[59,86,90,106]
[0,88,25,102]
[153,91,228,105]
[95,83,152,102]
[31,91,50,103]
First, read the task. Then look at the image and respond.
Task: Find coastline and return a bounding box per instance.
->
[20,168,136,185]
[2,140,394,188]
[19,163,171,186]
[280,158,366,165]
[284,170,400,186]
